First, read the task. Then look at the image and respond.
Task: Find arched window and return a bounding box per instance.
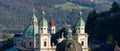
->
[44,41,47,46]
[81,41,84,46]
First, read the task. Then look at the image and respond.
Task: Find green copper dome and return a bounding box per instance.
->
[56,28,82,51]
[76,11,85,26]
[23,25,38,38]
[32,14,37,19]
[56,40,83,51]
[56,27,83,51]
[23,11,38,38]
[38,11,48,27]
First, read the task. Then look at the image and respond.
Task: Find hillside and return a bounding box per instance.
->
[0,0,118,34]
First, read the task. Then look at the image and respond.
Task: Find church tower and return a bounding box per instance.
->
[73,11,88,51]
[49,18,56,34]
[36,10,51,51]
[39,11,48,34]
[22,8,38,49]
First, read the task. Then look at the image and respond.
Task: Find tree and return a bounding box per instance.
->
[106,34,115,44]
[86,9,97,33]
[110,2,120,13]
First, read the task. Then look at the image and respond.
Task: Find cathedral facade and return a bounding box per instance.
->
[14,10,88,51]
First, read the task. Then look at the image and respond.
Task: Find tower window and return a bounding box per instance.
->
[49,29,51,31]
[44,41,47,46]
[81,28,84,30]
[81,41,84,46]
[78,28,80,30]
[41,28,43,30]
[44,28,46,30]
[41,31,43,33]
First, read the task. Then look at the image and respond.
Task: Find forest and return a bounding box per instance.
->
[0,0,120,51]
[0,0,118,34]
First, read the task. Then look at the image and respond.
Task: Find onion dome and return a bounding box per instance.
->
[38,11,48,27]
[56,28,83,51]
[76,11,85,26]
[32,8,37,20]
[49,18,55,27]
[32,14,37,19]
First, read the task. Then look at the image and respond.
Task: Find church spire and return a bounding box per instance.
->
[49,17,55,27]
[31,8,38,26]
[32,8,37,19]
[41,6,45,18]
[76,11,85,27]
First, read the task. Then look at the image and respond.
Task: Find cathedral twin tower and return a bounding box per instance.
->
[17,9,88,51]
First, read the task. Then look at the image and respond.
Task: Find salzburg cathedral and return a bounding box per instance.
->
[13,8,88,51]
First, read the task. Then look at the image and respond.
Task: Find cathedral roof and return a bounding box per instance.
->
[56,28,83,51]
[38,11,48,27]
[76,11,85,26]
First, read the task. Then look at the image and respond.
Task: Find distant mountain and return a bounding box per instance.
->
[0,0,118,34]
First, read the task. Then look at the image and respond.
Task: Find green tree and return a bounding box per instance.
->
[86,9,97,34]
[110,2,120,13]
[106,34,115,44]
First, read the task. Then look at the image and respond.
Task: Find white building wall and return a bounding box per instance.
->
[39,26,48,34]
[74,25,88,51]
[76,26,85,34]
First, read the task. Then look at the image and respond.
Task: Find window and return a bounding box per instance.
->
[41,28,43,30]
[37,41,39,44]
[41,31,43,33]
[44,41,47,46]
[53,29,54,31]
[79,31,80,33]
[29,42,32,46]
[81,28,84,30]
[81,41,84,46]
[78,28,80,30]
[44,28,46,30]
[49,29,51,31]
